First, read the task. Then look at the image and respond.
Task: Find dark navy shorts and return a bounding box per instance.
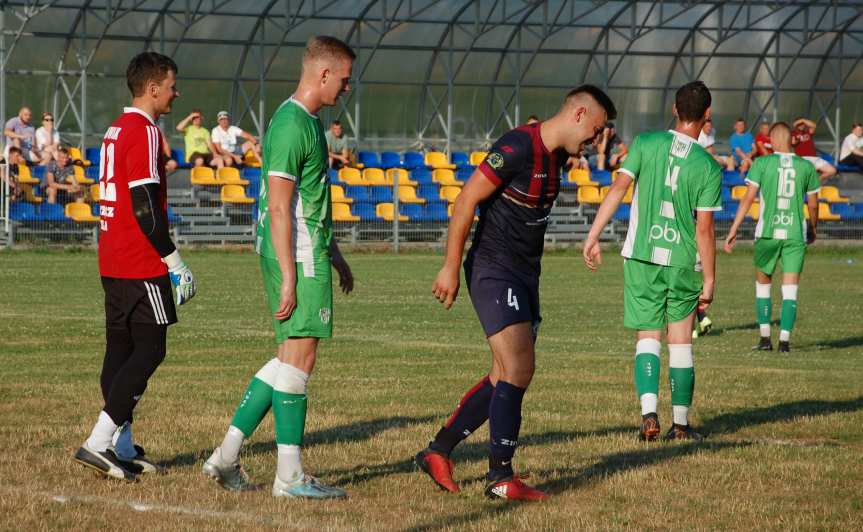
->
[465,261,541,339]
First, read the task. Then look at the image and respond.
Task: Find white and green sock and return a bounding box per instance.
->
[634,339,661,415]
[668,344,694,426]
[273,362,308,483]
[756,282,772,337]
[220,357,280,464]
[780,284,798,342]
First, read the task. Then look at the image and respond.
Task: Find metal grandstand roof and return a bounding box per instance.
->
[2,1,862,153]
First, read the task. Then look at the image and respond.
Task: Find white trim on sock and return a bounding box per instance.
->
[274,363,309,395]
[672,405,689,426]
[779,330,791,342]
[86,411,119,452]
[760,324,771,337]
[781,284,798,301]
[254,358,281,387]
[756,282,771,299]
[276,444,303,484]
[636,338,661,356]
[668,344,693,368]
[219,425,246,465]
[640,393,658,415]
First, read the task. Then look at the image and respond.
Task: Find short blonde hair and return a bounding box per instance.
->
[303,35,356,65]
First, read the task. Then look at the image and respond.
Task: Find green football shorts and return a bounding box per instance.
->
[260,255,333,342]
[623,258,702,330]
[754,238,806,275]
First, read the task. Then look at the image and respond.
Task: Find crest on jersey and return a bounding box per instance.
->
[487,152,504,169]
[319,307,331,324]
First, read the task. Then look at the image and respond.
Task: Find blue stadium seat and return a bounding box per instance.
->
[420,201,449,222]
[451,152,469,168]
[380,151,403,169]
[171,149,185,164]
[358,151,382,168]
[92,203,100,216]
[354,203,376,221]
[39,202,67,221]
[837,163,859,173]
[721,186,733,202]
[32,165,46,181]
[85,147,101,167]
[613,204,630,222]
[370,187,393,203]
[456,166,474,181]
[714,209,736,222]
[411,168,433,184]
[817,151,835,166]
[854,202,863,214]
[417,184,439,200]
[403,151,425,170]
[167,205,182,224]
[86,166,100,180]
[10,202,36,221]
[345,185,371,202]
[243,167,262,180]
[722,170,746,187]
[592,170,612,186]
[402,204,423,220]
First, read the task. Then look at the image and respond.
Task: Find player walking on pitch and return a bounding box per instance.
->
[723,122,820,353]
[583,81,722,442]
[415,86,616,501]
[203,36,354,499]
[74,52,196,480]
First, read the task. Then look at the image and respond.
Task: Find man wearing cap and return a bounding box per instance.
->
[211,110,262,166]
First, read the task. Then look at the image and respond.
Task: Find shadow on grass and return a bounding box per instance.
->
[701,395,863,435]
[710,319,780,335]
[802,335,863,350]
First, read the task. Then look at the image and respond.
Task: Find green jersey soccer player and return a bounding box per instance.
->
[724,121,820,353]
[203,36,355,499]
[583,81,721,442]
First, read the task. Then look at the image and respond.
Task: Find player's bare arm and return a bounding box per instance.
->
[723,183,759,253]
[268,174,297,320]
[583,172,633,271]
[330,239,354,294]
[695,209,716,312]
[432,170,497,309]
[806,191,819,244]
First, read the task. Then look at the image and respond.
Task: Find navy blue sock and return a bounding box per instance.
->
[488,380,526,480]
[696,309,706,322]
[430,375,493,455]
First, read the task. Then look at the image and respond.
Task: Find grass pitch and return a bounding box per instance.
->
[1,245,862,530]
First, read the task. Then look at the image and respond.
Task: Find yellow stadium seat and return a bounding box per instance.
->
[363,168,387,185]
[68,147,91,166]
[74,164,94,185]
[16,164,40,185]
[90,184,100,202]
[218,167,249,185]
[447,203,478,221]
[577,185,603,204]
[191,166,219,185]
[22,184,43,203]
[376,202,408,222]
[398,186,426,205]
[819,186,849,203]
[425,151,456,170]
[338,167,363,185]
[65,201,99,222]
[331,185,353,204]
[600,186,610,200]
[731,185,748,201]
[440,185,461,203]
[333,202,360,222]
[433,169,463,187]
[568,168,596,186]
[221,184,254,204]
[386,168,417,186]
[746,202,760,220]
[818,202,840,221]
[243,149,261,168]
[469,151,488,166]
[622,184,634,204]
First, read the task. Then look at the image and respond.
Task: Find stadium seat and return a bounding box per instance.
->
[65,202,99,222]
[243,149,261,168]
[403,151,426,170]
[380,151,403,169]
[67,147,91,166]
[90,184,100,202]
[451,152,469,168]
[613,204,630,222]
[721,186,733,202]
[370,187,393,203]
[166,205,181,224]
[354,203,377,221]
[420,201,449,222]
[218,167,249,185]
[621,184,634,204]
[358,151,382,168]
[818,202,840,221]
[85,147,101,167]
[417,184,439,200]
[819,186,849,203]
[411,168,434,184]
[10,202,36,221]
[440,185,461,203]
[362,167,387,185]
[469,151,487,166]
[456,166,474,182]
[345,185,372,202]
[73,164,94,185]
[731,185,748,201]
[39,202,66,221]
[333,202,360,222]
[401,203,423,220]
[592,170,612,186]
[837,163,859,173]
[567,168,597,186]
[191,166,219,185]
[243,167,262,180]
[16,164,40,185]
[432,169,463,187]
[376,202,408,222]
[722,170,746,187]
[745,202,760,220]
[830,203,863,220]
[31,165,46,181]
[447,203,479,220]
[425,151,456,170]
[22,184,43,203]
[600,186,610,200]
[85,165,100,180]
[577,185,602,204]
[339,167,364,185]
[331,185,353,204]
[398,186,426,204]
[714,209,735,222]
[386,168,417,186]
[221,184,254,204]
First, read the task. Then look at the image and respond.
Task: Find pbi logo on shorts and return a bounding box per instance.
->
[319,307,331,324]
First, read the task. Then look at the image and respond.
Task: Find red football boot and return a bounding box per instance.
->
[415,448,459,493]
[484,474,548,501]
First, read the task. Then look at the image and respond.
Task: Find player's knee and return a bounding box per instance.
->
[274,362,309,395]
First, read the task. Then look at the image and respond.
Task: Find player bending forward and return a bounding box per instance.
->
[724,122,820,353]
[415,85,616,501]
[584,81,722,442]
[203,36,354,499]
[74,52,196,480]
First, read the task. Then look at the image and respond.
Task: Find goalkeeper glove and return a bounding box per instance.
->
[163,250,197,305]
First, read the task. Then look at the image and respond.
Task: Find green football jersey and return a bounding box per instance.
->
[619,130,722,269]
[747,152,820,241]
[256,97,332,263]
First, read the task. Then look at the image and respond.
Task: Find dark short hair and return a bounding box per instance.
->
[8,146,22,155]
[565,84,617,120]
[331,120,342,127]
[853,122,863,129]
[58,146,69,155]
[736,117,745,123]
[126,52,178,97]
[304,36,356,63]
[527,114,539,121]
[674,81,711,122]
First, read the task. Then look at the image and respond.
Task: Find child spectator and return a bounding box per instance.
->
[46,147,85,204]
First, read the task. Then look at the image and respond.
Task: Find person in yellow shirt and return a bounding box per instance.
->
[175,109,227,168]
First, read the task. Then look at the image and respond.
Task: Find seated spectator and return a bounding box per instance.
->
[792,117,837,180]
[4,146,24,201]
[583,138,599,168]
[325,120,353,170]
[839,122,863,170]
[754,121,772,157]
[45,147,85,204]
[211,111,261,167]
[697,119,731,169]
[728,118,756,173]
[4,106,48,164]
[35,112,61,162]
[525,114,540,125]
[176,109,225,168]
[602,122,628,170]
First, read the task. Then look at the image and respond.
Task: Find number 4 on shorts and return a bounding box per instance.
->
[507,288,520,311]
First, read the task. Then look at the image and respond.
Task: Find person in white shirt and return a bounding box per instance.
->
[697,119,733,170]
[839,123,863,171]
[35,112,61,163]
[211,110,261,166]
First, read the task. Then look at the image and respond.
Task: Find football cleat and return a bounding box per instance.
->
[272,474,347,499]
[485,474,548,501]
[778,341,791,353]
[117,444,163,474]
[415,448,459,493]
[753,336,773,351]
[639,413,661,442]
[202,448,258,492]
[73,443,138,481]
[697,316,713,336]
[663,423,704,441]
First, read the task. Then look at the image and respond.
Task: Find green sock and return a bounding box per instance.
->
[273,391,307,445]
[669,367,695,406]
[634,353,660,398]
[756,297,772,327]
[780,299,797,336]
[230,376,274,437]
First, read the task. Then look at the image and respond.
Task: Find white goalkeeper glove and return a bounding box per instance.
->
[163,250,197,305]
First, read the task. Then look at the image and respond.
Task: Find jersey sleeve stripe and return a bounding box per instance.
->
[147,126,160,181]
[744,178,760,188]
[129,177,160,188]
[695,206,722,211]
[477,163,502,186]
[617,168,636,179]
[807,187,821,195]
[268,171,297,181]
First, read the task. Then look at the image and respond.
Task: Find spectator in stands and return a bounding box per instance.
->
[839,123,863,170]
[4,106,46,164]
[45,147,85,204]
[728,118,756,173]
[599,122,628,170]
[176,109,224,169]
[754,121,773,157]
[792,117,837,180]
[526,115,539,125]
[211,110,261,167]
[4,146,24,200]
[697,119,725,167]
[325,120,353,170]
[35,112,61,162]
